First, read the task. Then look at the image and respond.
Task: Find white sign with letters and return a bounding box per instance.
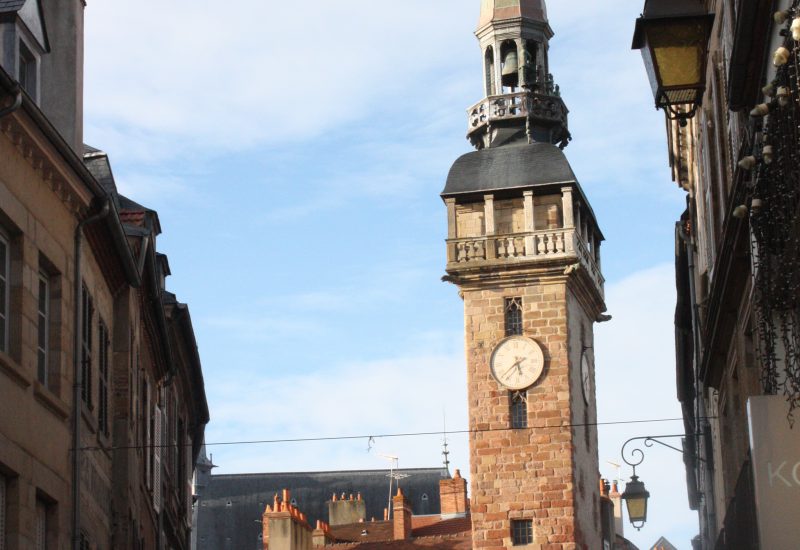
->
[748,396,800,549]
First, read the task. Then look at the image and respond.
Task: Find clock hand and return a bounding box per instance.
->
[502,359,523,378]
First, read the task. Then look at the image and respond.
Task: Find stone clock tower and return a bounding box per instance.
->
[442,1,607,548]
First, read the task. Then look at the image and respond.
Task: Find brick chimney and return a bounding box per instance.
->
[327,492,366,526]
[262,490,313,550]
[392,488,412,541]
[312,520,334,547]
[440,469,469,518]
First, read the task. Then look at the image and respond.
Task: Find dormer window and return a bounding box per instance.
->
[18,40,38,99]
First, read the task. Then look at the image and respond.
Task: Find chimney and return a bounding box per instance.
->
[327,492,366,526]
[392,488,412,541]
[262,490,313,550]
[609,480,624,537]
[439,469,469,518]
[312,520,334,547]
[38,0,84,153]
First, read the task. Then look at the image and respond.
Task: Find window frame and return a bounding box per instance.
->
[511,519,534,546]
[17,38,38,101]
[36,271,49,386]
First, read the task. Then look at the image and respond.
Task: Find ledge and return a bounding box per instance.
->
[33,381,69,420]
[0,351,31,389]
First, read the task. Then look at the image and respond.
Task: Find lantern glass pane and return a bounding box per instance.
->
[626,497,647,522]
[647,21,706,89]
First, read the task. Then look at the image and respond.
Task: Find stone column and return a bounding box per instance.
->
[445,198,457,264]
[484,194,497,260]
[494,43,503,95]
[523,190,536,257]
[561,186,574,229]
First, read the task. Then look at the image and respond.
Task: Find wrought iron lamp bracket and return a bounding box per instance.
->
[621,433,705,476]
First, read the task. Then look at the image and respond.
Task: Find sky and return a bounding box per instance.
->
[84,1,696,548]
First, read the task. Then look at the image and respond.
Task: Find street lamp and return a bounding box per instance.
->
[632,0,715,123]
[621,474,650,531]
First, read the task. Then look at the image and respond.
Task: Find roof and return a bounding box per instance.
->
[195,468,449,550]
[650,536,678,550]
[479,0,547,27]
[442,142,577,198]
[0,0,26,13]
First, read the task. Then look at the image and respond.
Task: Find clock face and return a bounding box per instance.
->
[489,336,545,390]
[581,353,592,405]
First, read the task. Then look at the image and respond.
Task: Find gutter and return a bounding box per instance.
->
[71,200,111,550]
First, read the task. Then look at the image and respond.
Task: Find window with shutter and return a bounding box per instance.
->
[0,474,6,550]
[153,405,163,512]
[35,499,46,550]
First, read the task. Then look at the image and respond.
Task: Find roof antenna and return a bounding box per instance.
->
[442,410,451,475]
[379,454,408,520]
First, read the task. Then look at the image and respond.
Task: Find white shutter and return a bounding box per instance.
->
[153,405,163,512]
[0,474,6,550]
[35,500,46,550]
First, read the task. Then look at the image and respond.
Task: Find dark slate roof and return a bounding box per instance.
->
[83,146,119,199]
[0,0,25,13]
[442,142,577,198]
[196,468,448,550]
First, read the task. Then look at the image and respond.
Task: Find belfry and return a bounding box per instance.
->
[442,1,608,548]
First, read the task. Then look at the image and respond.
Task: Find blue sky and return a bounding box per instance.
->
[84,1,695,547]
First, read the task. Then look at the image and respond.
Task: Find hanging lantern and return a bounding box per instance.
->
[621,475,650,531]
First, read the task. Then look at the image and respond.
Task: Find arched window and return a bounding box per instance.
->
[485,46,496,96]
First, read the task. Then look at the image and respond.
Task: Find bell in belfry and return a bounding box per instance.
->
[501,49,519,88]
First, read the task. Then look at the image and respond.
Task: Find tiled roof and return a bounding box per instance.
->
[327,515,472,548]
[412,516,471,537]
[0,0,26,14]
[329,521,393,543]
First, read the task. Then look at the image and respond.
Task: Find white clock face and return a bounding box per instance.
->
[581,353,592,404]
[489,336,545,390]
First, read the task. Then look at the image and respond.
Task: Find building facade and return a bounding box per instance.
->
[442,1,609,548]
[0,1,208,548]
[635,0,800,548]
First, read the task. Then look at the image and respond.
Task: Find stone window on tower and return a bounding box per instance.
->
[510,391,528,429]
[511,519,533,545]
[504,297,523,336]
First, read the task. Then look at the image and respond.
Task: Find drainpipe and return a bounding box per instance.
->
[71,200,111,550]
[0,85,22,118]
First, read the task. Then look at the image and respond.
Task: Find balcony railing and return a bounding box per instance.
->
[466,91,568,137]
[446,228,604,293]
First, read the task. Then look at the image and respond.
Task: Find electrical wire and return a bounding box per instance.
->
[75,416,715,452]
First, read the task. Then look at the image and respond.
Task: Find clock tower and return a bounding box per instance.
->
[442,1,607,548]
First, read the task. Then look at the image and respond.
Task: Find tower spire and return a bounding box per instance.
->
[478,0,548,27]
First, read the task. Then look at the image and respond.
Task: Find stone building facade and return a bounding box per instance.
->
[635,0,800,547]
[0,1,208,548]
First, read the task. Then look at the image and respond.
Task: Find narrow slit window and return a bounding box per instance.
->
[505,297,523,336]
[510,391,528,429]
[511,519,533,545]
[37,272,49,385]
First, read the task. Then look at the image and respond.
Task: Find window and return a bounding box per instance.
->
[35,499,46,550]
[80,286,93,408]
[511,519,533,546]
[37,272,49,385]
[0,234,8,353]
[98,321,110,436]
[18,41,37,99]
[78,531,90,550]
[0,474,6,550]
[510,391,528,429]
[505,297,523,336]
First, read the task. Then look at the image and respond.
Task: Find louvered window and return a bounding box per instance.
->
[0,474,6,550]
[98,321,110,436]
[0,234,8,353]
[80,286,93,408]
[35,499,46,550]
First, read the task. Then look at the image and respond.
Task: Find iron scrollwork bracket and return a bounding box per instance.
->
[621,433,705,476]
